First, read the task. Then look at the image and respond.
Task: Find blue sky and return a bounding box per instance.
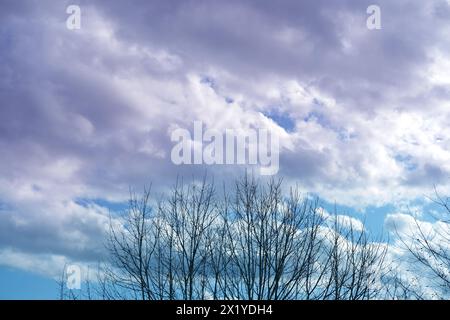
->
[0,266,57,299]
[1,0,450,298]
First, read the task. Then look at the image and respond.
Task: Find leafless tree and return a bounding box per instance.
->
[380,266,425,300]
[393,190,450,299]
[103,186,157,299]
[215,176,330,299]
[156,177,218,299]
[321,214,387,300]
[98,175,387,300]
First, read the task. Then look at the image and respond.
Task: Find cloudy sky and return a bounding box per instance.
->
[1,0,450,298]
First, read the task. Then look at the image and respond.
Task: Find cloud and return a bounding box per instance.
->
[319,208,366,232]
[0,249,68,279]
[1,0,450,275]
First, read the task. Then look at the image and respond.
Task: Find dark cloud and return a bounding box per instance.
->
[0,0,449,269]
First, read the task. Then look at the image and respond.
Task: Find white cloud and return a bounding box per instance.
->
[1,0,450,279]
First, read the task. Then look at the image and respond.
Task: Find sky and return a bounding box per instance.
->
[1,0,450,299]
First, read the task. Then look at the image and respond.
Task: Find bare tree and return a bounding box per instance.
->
[322,214,387,300]
[217,176,330,299]
[99,175,387,300]
[394,190,450,299]
[380,266,425,300]
[103,186,157,299]
[157,177,218,299]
